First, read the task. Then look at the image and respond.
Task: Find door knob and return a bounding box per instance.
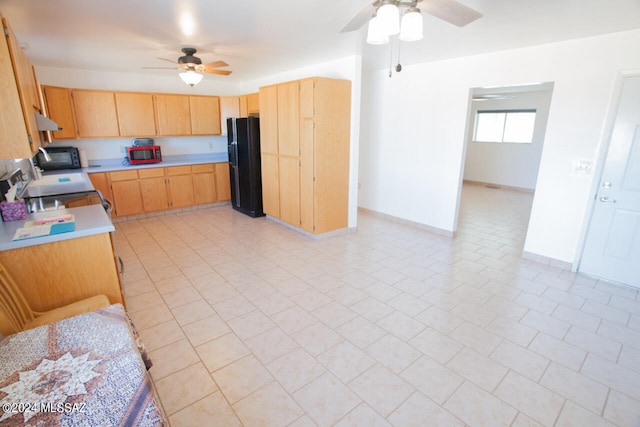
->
[599,196,616,203]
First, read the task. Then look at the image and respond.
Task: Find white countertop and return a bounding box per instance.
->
[82,153,229,173]
[0,205,115,251]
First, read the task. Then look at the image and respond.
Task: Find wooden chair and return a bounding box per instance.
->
[0,262,110,335]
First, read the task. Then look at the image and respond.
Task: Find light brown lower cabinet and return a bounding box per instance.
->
[139,168,169,212]
[89,162,230,217]
[215,163,231,201]
[192,163,217,204]
[167,166,195,208]
[109,170,144,216]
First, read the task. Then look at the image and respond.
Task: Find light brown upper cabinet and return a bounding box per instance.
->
[247,93,260,115]
[72,90,119,138]
[155,94,191,136]
[220,96,240,135]
[189,95,221,135]
[42,86,77,140]
[239,92,260,117]
[1,15,42,158]
[115,92,156,137]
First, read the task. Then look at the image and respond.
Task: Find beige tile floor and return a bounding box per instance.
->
[117,183,640,426]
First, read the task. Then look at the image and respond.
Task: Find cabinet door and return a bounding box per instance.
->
[299,79,315,232]
[215,163,231,201]
[239,95,249,117]
[277,81,300,157]
[278,156,300,227]
[72,90,119,138]
[192,164,217,204]
[139,168,169,212]
[2,17,41,155]
[260,153,279,217]
[190,96,221,135]
[220,96,240,135]
[167,166,195,208]
[155,94,191,136]
[312,78,351,233]
[88,172,114,214]
[0,16,31,159]
[258,85,278,155]
[247,92,260,115]
[43,86,77,140]
[110,179,144,216]
[115,92,156,136]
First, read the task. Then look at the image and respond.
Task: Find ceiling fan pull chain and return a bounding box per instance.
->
[388,40,394,77]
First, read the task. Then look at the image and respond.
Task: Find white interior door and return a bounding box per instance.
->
[580,74,640,288]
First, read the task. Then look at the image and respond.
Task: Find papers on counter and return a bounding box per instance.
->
[12,214,76,241]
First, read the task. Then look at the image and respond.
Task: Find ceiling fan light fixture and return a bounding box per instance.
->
[179,69,203,87]
[366,14,389,45]
[399,7,423,41]
[377,1,400,35]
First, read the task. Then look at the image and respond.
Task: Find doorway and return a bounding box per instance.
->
[456,82,554,247]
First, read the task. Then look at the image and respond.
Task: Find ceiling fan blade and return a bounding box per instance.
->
[202,60,229,69]
[158,57,179,65]
[202,69,232,76]
[421,0,483,27]
[341,1,378,33]
[141,66,179,70]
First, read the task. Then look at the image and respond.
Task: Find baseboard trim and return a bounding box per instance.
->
[463,180,535,193]
[264,216,355,239]
[112,201,230,222]
[357,207,454,237]
[522,250,573,270]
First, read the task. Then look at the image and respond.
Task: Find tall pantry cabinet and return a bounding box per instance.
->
[259,77,351,235]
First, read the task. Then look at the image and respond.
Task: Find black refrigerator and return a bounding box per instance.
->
[227,117,265,217]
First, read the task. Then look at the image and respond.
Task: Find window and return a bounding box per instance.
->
[474,110,536,143]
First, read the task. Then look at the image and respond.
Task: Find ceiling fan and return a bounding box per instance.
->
[343,0,481,77]
[341,0,483,34]
[143,47,232,86]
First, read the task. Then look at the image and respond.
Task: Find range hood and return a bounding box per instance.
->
[34,112,62,132]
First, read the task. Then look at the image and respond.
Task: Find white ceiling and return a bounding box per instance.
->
[1,0,640,83]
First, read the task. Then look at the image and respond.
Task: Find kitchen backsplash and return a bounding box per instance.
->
[49,135,228,162]
[0,135,227,185]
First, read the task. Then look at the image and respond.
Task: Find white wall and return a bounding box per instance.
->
[463,89,553,190]
[358,29,640,264]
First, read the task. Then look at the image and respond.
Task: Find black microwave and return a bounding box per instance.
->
[34,146,81,170]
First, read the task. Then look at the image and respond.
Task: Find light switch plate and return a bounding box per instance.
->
[574,159,593,175]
